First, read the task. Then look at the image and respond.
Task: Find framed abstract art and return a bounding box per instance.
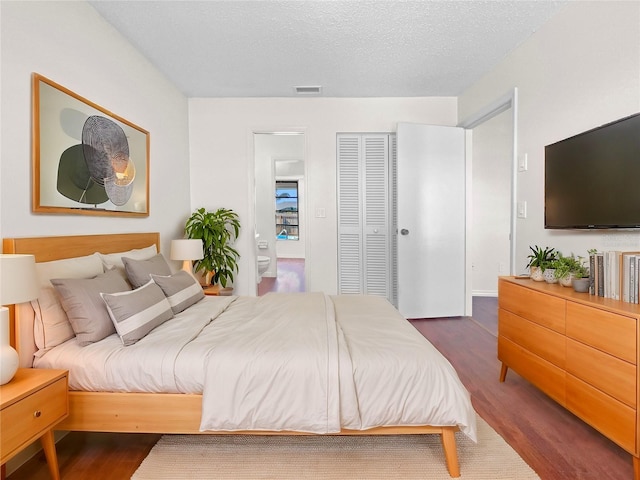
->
[32,73,149,217]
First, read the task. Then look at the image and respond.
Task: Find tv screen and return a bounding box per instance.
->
[545,112,640,229]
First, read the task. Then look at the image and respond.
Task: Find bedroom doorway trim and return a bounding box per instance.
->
[459,88,519,279]
[250,130,308,296]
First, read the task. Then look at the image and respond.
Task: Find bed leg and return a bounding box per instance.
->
[441,427,460,478]
[499,362,508,382]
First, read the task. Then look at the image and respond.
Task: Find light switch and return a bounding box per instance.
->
[517,201,527,218]
[315,208,326,218]
[518,153,528,172]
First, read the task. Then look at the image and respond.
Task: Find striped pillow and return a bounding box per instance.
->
[151,271,205,314]
[101,280,173,346]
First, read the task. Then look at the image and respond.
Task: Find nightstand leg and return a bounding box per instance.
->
[40,430,60,480]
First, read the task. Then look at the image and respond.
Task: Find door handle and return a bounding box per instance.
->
[400,228,409,235]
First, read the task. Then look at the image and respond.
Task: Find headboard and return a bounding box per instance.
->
[2,232,160,367]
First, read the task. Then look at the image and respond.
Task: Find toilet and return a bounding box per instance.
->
[257,255,270,282]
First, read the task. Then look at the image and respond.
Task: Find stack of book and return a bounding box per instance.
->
[590,251,640,303]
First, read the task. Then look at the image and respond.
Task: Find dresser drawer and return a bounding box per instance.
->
[499,309,565,368]
[499,336,566,405]
[499,280,565,333]
[566,338,636,408]
[567,374,636,454]
[1,376,68,461]
[566,302,636,364]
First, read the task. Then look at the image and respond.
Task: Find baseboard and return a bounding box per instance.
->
[472,290,498,297]
[5,431,68,476]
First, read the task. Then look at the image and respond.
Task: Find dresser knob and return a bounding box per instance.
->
[34,410,42,418]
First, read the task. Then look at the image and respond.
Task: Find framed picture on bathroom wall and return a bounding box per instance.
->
[32,73,149,217]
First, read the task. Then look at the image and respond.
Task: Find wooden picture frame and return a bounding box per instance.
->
[32,73,149,217]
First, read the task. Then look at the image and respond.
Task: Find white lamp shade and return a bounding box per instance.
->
[170,239,204,261]
[0,254,38,385]
[0,254,39,306]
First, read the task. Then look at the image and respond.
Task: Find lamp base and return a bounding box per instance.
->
[0,307,18,385]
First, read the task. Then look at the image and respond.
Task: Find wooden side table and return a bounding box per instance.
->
[203,284,220,296]
[1,369,69,480]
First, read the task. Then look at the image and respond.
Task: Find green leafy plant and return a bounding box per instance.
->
[184,207,241,288]
[553,253,579,279]
[526,246,557,272]
[572,256,590,279]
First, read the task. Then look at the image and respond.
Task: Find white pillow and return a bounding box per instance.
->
[31,254,104,352]
[95,244,158,271]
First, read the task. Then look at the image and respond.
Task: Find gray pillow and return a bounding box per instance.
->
[50,269,131,346]
[101,280,174,346]
[122,254,171,288]
[151,271,205,314]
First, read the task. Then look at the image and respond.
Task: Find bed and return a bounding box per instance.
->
[3,232,476,478]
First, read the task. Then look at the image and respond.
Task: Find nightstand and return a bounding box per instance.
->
[203,284,220,296]
[1,369,68,480]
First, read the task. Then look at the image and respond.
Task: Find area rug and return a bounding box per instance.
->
[131,416,539,479]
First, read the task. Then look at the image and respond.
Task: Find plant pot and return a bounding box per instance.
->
[559,273,574,287]
[530,266,544,282]
[543,268,558,283]
[572,277,590,293]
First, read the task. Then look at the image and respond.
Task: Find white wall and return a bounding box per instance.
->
[459,1,640,272]
[189,97,458,295]
[0,1,191,261]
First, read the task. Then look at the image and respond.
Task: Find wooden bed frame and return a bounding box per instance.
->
[3,232,461,477]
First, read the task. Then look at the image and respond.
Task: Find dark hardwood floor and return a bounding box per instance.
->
[7,297,633,479]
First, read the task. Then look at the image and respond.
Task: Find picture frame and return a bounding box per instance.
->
[32,73,149,217]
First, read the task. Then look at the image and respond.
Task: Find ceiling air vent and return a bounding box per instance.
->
[294,85,322,95]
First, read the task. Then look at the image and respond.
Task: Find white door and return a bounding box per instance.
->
[397,123,466,318]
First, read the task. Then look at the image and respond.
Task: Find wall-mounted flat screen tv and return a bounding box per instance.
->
[545,112,640,229]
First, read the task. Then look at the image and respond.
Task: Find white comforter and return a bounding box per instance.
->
[34,293,477,440]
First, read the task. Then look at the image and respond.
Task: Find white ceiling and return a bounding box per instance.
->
[89,0,567,98]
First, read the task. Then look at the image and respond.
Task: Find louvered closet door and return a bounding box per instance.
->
[337,134,393,301]
[362,135,390,298]
[337,135,363,294]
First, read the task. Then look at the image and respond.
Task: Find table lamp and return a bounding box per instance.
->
[170,239,204,278]
[0,254,39,385]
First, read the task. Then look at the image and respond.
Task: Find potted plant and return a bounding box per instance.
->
[553,253,581,287]
[526,246,556,282]
[571,256,591,293]
[184,207,241,289]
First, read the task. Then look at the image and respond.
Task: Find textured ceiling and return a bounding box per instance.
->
[89,0,567,98]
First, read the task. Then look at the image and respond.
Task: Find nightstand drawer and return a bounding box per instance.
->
[1,376,68,461]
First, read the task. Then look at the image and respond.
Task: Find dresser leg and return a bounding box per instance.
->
[499,363,508,382]
[633,454,639,480]
[40,430,60,480]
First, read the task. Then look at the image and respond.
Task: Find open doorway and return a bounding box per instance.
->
[460,89,518,299]
[253,132,307,295]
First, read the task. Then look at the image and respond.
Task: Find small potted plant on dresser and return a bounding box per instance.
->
[554,253,581,287]
[184,207,241,293]
[571,256,590,293]
[526,245,556,282]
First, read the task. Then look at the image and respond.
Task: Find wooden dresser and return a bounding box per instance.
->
[498,276,639,479]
